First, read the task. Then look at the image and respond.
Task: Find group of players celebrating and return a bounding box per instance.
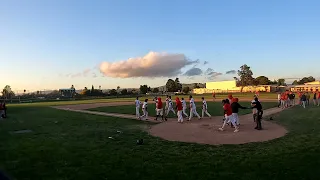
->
[135,94,263,132]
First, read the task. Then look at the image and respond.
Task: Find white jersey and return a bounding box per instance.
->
[135,100,141,107]
[202,100,208,109]
[155,100,158,108]
[190,98,196,108]
[168,99,173,107]
[142,102,148,109]
[165,98,169,107]
[181,100,187,108]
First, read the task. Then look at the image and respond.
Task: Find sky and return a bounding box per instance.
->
[1,0,320,92]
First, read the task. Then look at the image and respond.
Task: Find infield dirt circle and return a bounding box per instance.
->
[54,101,288,145]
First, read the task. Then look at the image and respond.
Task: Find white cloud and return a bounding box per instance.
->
[99,52,197,78]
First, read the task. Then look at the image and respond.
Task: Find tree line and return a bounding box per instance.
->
[234,64,316,91]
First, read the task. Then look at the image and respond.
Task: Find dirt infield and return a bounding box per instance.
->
[53,102,287,145]
[149,107,287,145]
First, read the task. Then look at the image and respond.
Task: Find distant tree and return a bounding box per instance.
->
[236,64,255,91]
[174,78,182,91]
[109,89,117,96]
[91,85,94,92]
[117,86,120,91]
[182,86,190,94]
[277,79,286,86]
[166,79,177,92]
[121,89,128,95]
[131,89,138,94]
[47,90,60,98]
[80,87,90,95]
[292,80,299,85]
[193,83,200,89]
[297,76,315,85]
[255,76,270,85]
[152,88,159,93]
[148,86,151,92]
[140,85,149,94]
[71,85,75,89]
[2,85,15,101]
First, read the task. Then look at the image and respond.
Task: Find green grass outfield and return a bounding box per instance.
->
[8,92,278,107]
[89,102,278,118]
[0,104,319,179]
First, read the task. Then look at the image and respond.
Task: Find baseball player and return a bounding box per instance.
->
[181,97,189,118]
[188,95,201,121]
[231,98,247,126]
[139,99,148,120]
[165,95,169,114]
[154,97,165,121]
[219,99,238,132]
[134,97,141,119]
[175,97,183,123]
[201,97,211,118]
[166,96,176,116]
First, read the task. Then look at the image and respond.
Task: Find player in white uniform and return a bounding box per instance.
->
[134,97,141,119]
[201,97,211,118]
[166,96,176,116]
[165,95,169,115]
[181,97,189,117]
[188,95,201,121]
[139,99,148,120]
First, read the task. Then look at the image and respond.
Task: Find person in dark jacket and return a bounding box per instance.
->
[0,102,5,118]
[3,102,6,118]
[231,98,247,126]
[301,93,307,108]
[251,97,263,130]
[313,91,318,106]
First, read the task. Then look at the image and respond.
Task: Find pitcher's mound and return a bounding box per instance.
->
[149,111,287,145]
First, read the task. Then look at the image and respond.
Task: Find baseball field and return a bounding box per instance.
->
[0,93,319,180]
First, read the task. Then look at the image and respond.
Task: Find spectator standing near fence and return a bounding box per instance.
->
[301,93,307,108]
[0,102,4,118]
[318,91,320,106]
[306,92,310,106]
[313,91,318,106]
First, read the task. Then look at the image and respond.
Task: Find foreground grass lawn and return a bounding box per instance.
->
[0,105,319,180]
[90,102,278,118]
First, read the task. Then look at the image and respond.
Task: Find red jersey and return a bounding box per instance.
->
[156,98,163,109]
[318,93,320,98]
[223,104,232,116]
[176,98,183,111]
